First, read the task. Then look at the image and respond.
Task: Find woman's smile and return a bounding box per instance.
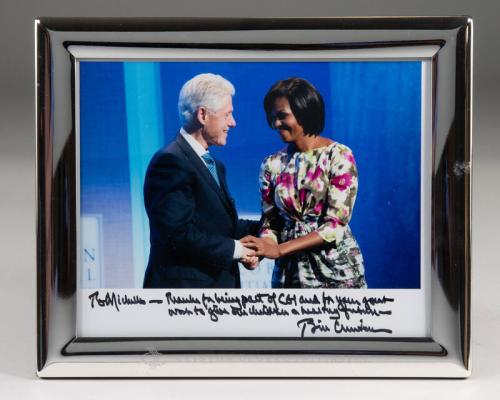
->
[271,97,305,142]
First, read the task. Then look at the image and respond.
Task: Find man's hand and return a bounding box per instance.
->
[240,255,260,270]
[239,244,259,270]
[241,236,281,259]
[240,244,256,259]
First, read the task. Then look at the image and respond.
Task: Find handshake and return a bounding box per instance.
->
[238,235,282,270]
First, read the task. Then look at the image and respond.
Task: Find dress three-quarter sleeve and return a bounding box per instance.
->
[316,144,359,245]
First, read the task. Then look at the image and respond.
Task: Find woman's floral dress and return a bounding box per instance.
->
[259,142,366,288]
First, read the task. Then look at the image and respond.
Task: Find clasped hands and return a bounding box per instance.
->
[239,235,281,270]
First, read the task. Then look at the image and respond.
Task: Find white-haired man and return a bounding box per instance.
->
[143,73,259,288]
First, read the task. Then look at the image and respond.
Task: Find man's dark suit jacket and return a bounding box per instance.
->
[143,134,259,288]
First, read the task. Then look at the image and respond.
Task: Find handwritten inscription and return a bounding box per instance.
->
[87,290,394,337]
[88,291,146,312]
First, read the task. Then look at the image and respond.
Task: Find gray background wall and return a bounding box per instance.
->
[0,0,498,397]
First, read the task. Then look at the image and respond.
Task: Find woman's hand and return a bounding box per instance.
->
[242,232,324,259]
[241,236,281,259]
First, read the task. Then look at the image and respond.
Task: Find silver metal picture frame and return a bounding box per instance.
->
[36,17,472,378]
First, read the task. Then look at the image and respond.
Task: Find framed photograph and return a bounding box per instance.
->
[36,17,472,378]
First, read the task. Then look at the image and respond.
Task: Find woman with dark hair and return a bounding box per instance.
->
[242,77,366,288]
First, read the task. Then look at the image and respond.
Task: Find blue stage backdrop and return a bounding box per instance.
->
[80,60,421,289]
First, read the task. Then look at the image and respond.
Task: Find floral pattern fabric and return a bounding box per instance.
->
[259,142,366,288]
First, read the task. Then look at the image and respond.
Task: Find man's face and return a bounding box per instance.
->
[200,95,236,147]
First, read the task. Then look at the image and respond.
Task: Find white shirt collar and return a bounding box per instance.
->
[180,128,209,160]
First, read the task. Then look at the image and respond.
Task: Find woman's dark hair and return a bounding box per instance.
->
[263,77,325,136]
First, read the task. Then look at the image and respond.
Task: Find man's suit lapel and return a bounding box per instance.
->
[176,134,235,216]
[216,162,237,219]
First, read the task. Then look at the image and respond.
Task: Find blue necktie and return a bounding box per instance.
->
[201,152,220,187]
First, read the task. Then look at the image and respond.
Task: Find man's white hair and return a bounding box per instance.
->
[178,73,235,128]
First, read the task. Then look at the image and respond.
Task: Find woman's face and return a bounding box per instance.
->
[270,97,305,143]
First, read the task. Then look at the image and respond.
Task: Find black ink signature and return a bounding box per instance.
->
[297,318,331,337]
[330,317,393,334]
[88,291,146,312]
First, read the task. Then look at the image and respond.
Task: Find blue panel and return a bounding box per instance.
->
[80,61,421,289]
[80,62,134,287]
[123,62,164,288]
[329,62,421,288]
